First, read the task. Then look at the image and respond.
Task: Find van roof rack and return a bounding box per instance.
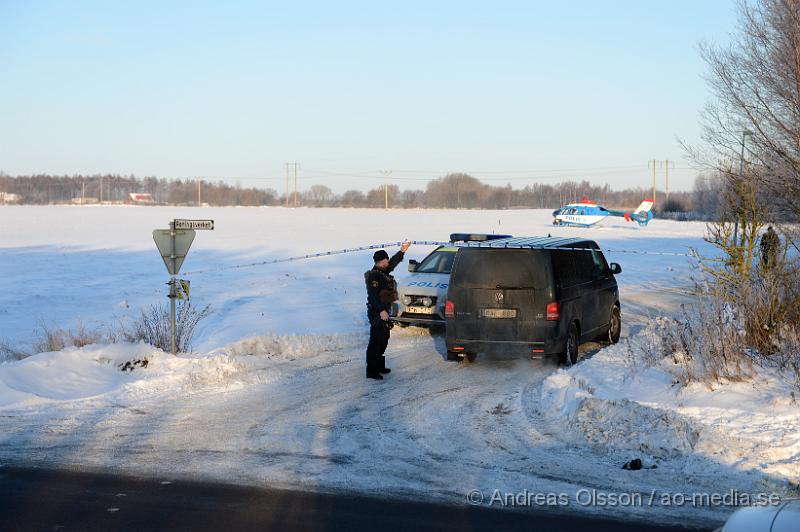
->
[459,236,593,249]
[449,233,513,242]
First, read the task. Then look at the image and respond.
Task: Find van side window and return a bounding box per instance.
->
[590,249,609,279]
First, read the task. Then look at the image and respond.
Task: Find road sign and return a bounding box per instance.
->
[174,219,214,230]
[153,220,212,355]
[153,229,196,275]
[174,279,190,300]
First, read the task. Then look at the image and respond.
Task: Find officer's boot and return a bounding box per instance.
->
[366,366,383,380]
[379,356,391,375]
[366,356,383,379]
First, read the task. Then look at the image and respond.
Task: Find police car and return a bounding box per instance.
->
[390,233,511,327]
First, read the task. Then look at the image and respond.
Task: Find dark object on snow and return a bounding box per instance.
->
[622,458,643,470]
[119,359,149,372]
[760,226,780,269]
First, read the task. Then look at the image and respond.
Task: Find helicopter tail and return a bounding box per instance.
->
[622,199,654,226]
[633,199,654,215]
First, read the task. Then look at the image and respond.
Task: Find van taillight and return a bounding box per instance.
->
[445,300,455,318]
[546,301,560,321]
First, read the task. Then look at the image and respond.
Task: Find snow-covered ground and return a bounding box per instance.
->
[0,205,797,527]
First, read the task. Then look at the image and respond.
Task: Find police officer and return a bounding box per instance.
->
[365,240,411,380]
[760,225,780,269]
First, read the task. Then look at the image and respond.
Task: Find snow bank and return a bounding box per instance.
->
[0,342,249,409]
[0,331,367,410]
[540,372,701,458]
[539,324,800,484]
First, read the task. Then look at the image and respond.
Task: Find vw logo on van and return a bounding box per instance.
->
[495,291,504,304]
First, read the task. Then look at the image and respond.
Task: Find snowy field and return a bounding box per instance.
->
[0,205,798,528]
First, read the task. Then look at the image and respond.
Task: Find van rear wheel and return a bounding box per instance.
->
[446,350,462,361]
[560,322,579,366]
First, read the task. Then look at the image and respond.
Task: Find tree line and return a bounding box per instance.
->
[0,174,278,206]
[0,172,695,212]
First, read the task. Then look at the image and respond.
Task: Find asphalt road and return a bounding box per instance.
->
[0,466,713,532]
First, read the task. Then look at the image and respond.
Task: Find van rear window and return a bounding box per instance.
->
[452,249,550,289]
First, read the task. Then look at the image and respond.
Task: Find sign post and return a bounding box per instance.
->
[152,219,214,354]
[169,221,177,356]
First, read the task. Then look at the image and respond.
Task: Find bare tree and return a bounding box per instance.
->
[305,184,336,206]
[682,0,800,380]
[340,189,366,207]
[692,173,725,218]
[366,184,399,208]
[690,0,800,226]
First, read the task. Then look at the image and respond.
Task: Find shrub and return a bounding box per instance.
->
[662,220,800,388]
[123,301,211,353]
[659,297,753,387]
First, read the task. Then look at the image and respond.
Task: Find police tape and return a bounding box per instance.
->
[180,241,449,275]
[180,240,698,276]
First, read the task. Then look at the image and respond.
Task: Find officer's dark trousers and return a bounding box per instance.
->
[366,318,390,375]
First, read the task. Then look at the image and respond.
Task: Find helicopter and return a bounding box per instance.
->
[552,196,654,227]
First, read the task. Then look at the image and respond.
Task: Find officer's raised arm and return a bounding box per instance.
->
[387,240,411,273]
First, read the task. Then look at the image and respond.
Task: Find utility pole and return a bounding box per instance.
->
[284,163,290,207]
[197,179,202,206]
[81,182,85,205]
[293,162,298,207]
[381,170,391,209]
[99,176,103,204]
[649,159,657,205]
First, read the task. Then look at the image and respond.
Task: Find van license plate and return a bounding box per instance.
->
[407,306,433,314]
[482,308,517,318]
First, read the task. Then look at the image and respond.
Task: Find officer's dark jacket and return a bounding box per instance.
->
[761,229,779,252]
[365,251,405,315]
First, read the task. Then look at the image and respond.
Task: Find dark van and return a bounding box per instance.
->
[444,237,622,364]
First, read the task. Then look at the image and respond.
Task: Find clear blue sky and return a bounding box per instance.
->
[0,0,738,192]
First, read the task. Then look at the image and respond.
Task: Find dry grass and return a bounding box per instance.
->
[1,303,212,360]
[30,320,103,353]
[0,339,31,362]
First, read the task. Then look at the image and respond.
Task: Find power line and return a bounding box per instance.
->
[302,163,681,175]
